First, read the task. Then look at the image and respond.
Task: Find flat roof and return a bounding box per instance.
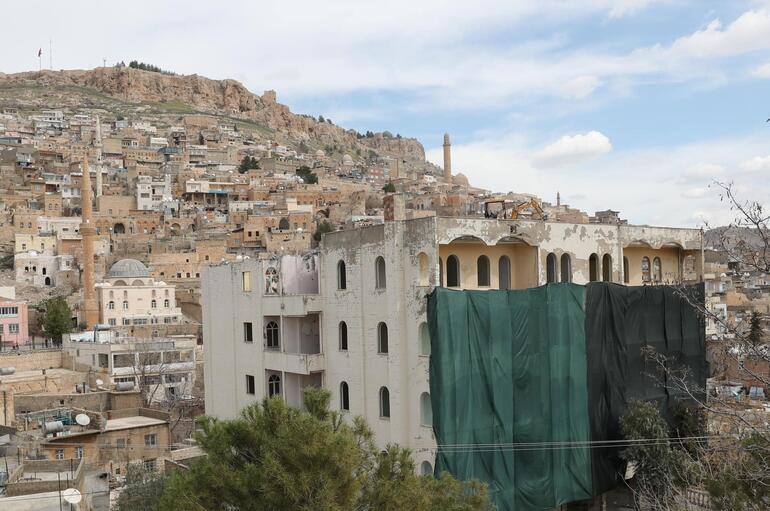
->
[104,415,167,431]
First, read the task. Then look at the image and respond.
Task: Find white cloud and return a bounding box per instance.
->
[427,130,770,228]
[561,75,602,99]
[740,155,770,173]
[682,186,710,198]
[661,9,770,59]
[532,131,612,168]
[750,62,770,77]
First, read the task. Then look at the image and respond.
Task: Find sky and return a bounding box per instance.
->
[2,0,770,227]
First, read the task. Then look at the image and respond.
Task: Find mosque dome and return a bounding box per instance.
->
[107,259,150,279]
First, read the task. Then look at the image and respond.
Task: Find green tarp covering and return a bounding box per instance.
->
[428,283,705,511]
[428,285,593,511]
[585,283,706,494]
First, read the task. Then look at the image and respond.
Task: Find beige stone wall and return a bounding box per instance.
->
[0,350,63,371]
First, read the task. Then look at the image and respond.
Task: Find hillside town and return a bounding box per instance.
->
[0,63,765,511]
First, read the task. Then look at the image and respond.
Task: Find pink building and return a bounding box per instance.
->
[0,299,29,347]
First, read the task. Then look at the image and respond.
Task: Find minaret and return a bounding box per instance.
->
[557,191,561,207]
[80,160,99,329]
[443,133,452,182]
[94,116,103,198]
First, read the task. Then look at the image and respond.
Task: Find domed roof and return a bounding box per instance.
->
[107,259,150,279]
[452,173,469,185]
[342,154,353,165]
[315,149,325,157]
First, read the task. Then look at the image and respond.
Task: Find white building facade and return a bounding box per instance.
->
[202,215,704,475]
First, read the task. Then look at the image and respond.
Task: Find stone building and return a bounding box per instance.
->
[202,213,704,474]
[96,259,182,327]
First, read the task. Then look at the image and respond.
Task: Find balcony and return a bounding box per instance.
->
[264,350,325,375]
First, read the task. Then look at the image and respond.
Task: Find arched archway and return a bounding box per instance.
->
[602,254,612,282]
[546,253,557,283]
[44,276,51,286]
[560,254,572,283]
[113,223,126,234]
[498,256,511,290]
[278,217,290,230]
[446,255,460,287]
[589,253,599,282]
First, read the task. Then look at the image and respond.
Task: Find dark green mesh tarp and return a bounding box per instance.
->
[585,283,706,494]
[428,285,593,511]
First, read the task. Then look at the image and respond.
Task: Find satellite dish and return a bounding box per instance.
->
[75,414,91,427]
[62,488,82,504]
[95,379,104,386]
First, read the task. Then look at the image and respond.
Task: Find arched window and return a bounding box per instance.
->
[150,299,157,309]
[446,255,460,287]
[266,321,280,349]
[438,258,444,287]
[419,322,431,356]
[476,255,490,287]
[164,299,170,308]
[589,254,599,282]
[337,260,346,290]
[498,256,511,290]
[623,256,629,284]
[122,300,128,310]
[602,254,612,282]
[418,252,429,286]
[653,257,662,283]
[420,392,432,426]
[421,461,433,476]
[265,267,279,295]
[340,381,350,411]
[546,253,557,283]
[379,387,390,418]
[108,301,115,310]
[42,267,46,275]
[560,254,572,283]
[377,322,388,354]
[375,256,387,289]
[641,257,651,283]
[268,374,281,397]
[339,321,348,351]
[278,217,290,231]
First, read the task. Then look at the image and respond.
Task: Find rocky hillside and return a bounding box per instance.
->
[0,67,426,162]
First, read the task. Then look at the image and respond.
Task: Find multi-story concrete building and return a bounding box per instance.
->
[203,209,704,474]
[64,329,197,404]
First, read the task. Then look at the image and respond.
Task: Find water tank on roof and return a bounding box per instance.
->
[43,421,64,435]
[0,367,16,376]
[115,382,135,392]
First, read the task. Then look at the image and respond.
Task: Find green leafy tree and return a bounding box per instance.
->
[748,311,763,346]
[313,219,333,242]
[238,156,260,174]
[318,115,325,123]
[38,296,72,345]
[115,463,167,511]
[158,388,491,511]
[705,434,770,511]
[620,400,697,510]
[296,165,318,184]
[383,182,396,193]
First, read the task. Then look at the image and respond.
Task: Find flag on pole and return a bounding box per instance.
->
[38,48,42,57]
